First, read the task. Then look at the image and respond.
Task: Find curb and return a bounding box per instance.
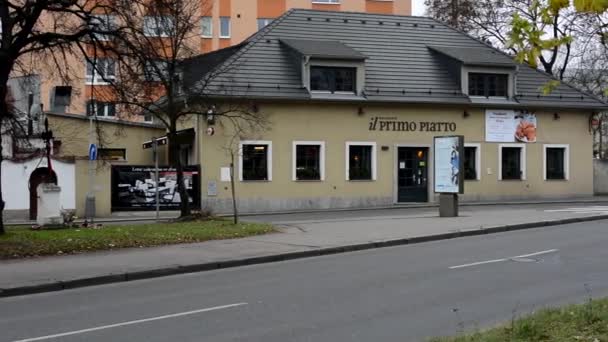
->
[2,214,608,298]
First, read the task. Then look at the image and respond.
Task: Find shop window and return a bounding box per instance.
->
[544,145,569,180]
[257,18,273,30]
[468,73,508,97]
[98,148,126,161]
[86,100,116,118]
[293,142,325,181]
[240,141,272,181]
[499,144,526,180]
[347,142,376,181]
[220,17,231,38]
[201,16,212,37]
[310,66,356,94]
[143,16,174,37]
[85,58,115,85]
[464,144,480,180]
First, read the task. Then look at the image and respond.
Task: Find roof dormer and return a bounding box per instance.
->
[428,45,519,105]
[280,39,367,99]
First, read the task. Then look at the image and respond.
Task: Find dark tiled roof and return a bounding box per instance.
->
[280,39,366,60]
[186,9,606,110]
[427,45,516,67]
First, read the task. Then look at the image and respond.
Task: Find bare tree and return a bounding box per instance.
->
[94,0,267,219]
[0,0,116,234]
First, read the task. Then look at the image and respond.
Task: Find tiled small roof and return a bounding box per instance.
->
[183,9,606,110]
[427,45,516,67]
[280,39,366,60]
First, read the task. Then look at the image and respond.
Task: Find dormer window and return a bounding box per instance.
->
[468,73,508,98]
[310,66,356,93]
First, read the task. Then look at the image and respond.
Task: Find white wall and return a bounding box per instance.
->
[2,158,76,210]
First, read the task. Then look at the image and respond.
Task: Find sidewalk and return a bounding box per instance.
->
[2,202,608,297]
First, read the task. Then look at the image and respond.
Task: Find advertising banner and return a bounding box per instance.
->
[111,165,200,211]
[486,109,537,143]
[434,136,464,194]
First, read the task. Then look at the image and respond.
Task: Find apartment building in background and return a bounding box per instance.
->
[34,0,411,123]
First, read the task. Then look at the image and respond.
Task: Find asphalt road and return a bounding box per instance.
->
[2,220,608,342]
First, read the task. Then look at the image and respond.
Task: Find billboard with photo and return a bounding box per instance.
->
[486,110,537,143]
[111,165,200,211]
[434,135,464,194]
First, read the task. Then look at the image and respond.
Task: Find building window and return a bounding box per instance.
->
[90,15,116,41]
[257,18,273,30]
[293,141,325,181]
[310,66,356,93]
[220,17,230,38]
[143,16,174,37]
[86,100,116,117]
[98,148,126,161]
[240,141,272,181]
[544,145,569,180]
[201,16,212,37]
[346,142,376,181]
[464,144,480,181]
[85,58,115,85]
[499,144,526,180]
[468,73,508,97]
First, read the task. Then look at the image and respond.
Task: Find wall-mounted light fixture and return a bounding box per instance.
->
[358,107,365,116]
[463,110,470,118]
[206,105,216,125]
[553,112,560,120]
[252,103,259,113]
[381,146,390,151]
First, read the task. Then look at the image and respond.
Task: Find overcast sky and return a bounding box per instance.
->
[412,0,426,16]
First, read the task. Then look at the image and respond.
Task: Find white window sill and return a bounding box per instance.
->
[312,2,340,4]
[201,35,212,38]
[85,80,114,86]
[219,36,231,39]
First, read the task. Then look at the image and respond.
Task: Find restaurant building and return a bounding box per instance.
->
[179,8,608,214]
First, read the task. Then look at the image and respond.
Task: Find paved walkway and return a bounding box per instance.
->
[2,202,608,295]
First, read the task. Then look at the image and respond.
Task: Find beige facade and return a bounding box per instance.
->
[49,114,166,217]
[198,103,594,213]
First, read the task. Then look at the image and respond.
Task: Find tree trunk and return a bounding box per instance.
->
[169,131,191,218]
[0,68,10,235]
[229,154,238,224]
[0,144,5,235]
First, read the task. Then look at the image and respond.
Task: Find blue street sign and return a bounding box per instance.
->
[89,143,97,161]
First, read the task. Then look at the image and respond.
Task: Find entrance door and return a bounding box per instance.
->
[29,168,57,220]
[397,147,429,203]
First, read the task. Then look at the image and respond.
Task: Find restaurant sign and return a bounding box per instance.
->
[369,117,457,132]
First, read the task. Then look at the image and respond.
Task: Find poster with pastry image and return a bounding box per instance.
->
[486,110,537,143]
[514,113,537,143]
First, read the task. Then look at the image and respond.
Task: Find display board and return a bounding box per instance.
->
[486,109,537,143]
[111,165,200,211]
[434,135,464,194]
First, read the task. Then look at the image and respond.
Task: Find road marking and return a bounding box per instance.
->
[449,249,559,270]
[545,206,608,214]
[12,302,248,342]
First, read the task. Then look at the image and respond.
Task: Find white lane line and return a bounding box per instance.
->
[12,302,248,342]
[449,249,559,270]
[448,258,507,269]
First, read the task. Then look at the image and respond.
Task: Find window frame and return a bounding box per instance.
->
[257,18,273,30]
[498,143,526,181]
[543,144,570,181]
[292,141,326,181]
[85,58,116,85]
[310,66,357,94]
[86,100,116,118]
[219,16,231,38]
[345,141,377,181]
[98,148,126,161]
[239,140,272,182]
[90,14,117,41]
[201,16,212,37]
[464,143,481,181]
[143,16,174,37]
[468,72,509,98]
